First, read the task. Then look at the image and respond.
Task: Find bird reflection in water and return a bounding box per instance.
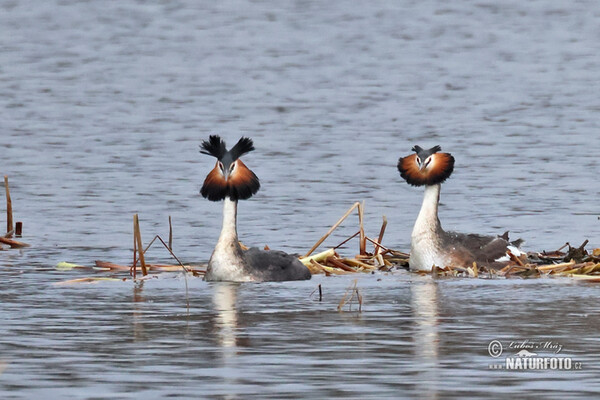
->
[212,282,241,350]
[411,280,440,399]
[211,283,246,400]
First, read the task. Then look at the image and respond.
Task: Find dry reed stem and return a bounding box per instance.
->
[343,258,377,270]
[141,234,191,275]
[326,256,358,272]
[358,201,366,255]
[562,263,595,275]
[555,243,569,252]
[299,248,335,266]
[536,260,576,271]
[53,277,127,285]
[95,260,204,273]
[168,215,173,251]
[0,236,30,248]
[133,214,148,276]
[4,176,12,237]
[307,259,327,275]
[309,284,323,301]
[333,231,360,250]
[132,224,137,279]
[365,236,391,254]
[376,254,385,268]
[312,259,350,275]
[507,250,525,267]
[304,202,360,258]
[570,274,600,281]
[375,215,387,255]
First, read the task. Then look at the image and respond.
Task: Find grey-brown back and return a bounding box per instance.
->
[244,247,311,282]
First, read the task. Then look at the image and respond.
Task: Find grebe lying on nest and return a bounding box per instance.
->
[397,145,523,271]
[200,135,311,282]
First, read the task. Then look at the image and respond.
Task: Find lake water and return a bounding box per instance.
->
[1,0,599,398]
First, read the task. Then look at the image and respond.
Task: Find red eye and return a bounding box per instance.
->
[416,156,421,165]
[218,161,224,171]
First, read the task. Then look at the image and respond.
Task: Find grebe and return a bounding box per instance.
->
[200,135,311,282]
[397,145,523,271]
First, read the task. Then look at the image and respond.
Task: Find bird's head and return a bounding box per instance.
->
[200,135,260,201]
[397,145,455,186]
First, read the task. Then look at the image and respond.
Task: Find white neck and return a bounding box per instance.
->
[411,183,444,242]
[206,197,253,281]
[217,197,239,248]
[409,184,446,271]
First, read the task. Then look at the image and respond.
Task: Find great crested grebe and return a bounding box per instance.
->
[200,135,311,282]
[397,145,523,271]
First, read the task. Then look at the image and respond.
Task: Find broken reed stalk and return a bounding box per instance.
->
[132,221,137,279]
[168,215,173,251]
[333,230,360,250]
[299,248,335,266]
[133,214,148,276]
[303,202,360,257]
[0,236,30,248]
[375,215,387,255]
[507,250,525,267]
[364,236,391,254]
[358,201,366,255]
[309,284,323,301]
[556,243,569,252]
[141,234,189,274]
[327,256,359,272]
[4,176,13,237]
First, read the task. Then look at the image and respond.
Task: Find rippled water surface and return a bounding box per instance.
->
[1,1,599,398]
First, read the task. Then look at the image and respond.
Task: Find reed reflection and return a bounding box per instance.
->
[132,281,146,342]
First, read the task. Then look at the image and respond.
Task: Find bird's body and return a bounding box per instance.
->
[398,145,522,271]
[200,135,311,282]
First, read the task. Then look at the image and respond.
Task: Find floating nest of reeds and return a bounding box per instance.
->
[1,179,598,284]
[59,203,600,284]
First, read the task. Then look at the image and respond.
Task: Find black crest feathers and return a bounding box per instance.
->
[200,135,227,160]
[230,137,255,161]
[200,135,260,201]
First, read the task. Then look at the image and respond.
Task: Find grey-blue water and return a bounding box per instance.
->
[1,1,599,398]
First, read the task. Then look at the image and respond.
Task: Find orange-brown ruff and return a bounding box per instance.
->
[199,135,311,282]
[201,159,259,202]
[398,152,455,187]
[226,159,260,201]
[398,145,522,271]
[202,164,229,201]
